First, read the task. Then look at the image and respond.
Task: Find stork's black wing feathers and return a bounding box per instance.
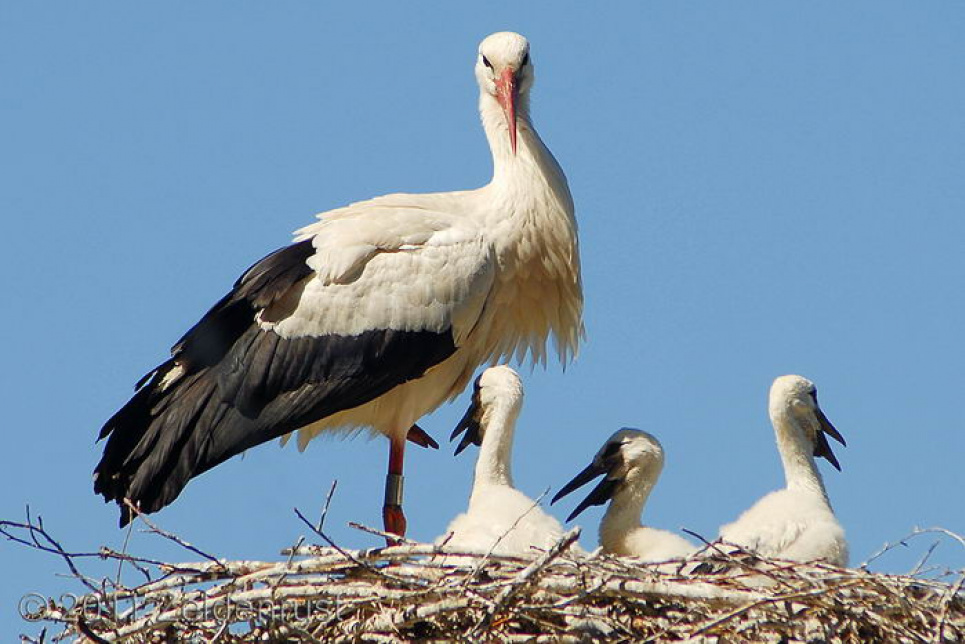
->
[95,240,457,526]
[171,239,316,368]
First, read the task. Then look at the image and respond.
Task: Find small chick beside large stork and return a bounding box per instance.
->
[93,32,582,538]
[438,366,569,555]
[716,375,848,566]
[553,429,695,562]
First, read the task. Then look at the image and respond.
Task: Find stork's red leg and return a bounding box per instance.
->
[382,433,407,543]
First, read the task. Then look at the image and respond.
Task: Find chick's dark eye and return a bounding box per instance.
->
[482,55,493,69]
[601,441,621,460]
[521,52,530,66]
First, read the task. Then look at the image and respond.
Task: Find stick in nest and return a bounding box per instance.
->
[122,500,224,570]
[468,527,582,636]
[2,507,102,594]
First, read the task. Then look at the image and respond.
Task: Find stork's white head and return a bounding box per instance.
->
[770,375,847,470]
[552,428,666,521]
[451,365,524,454]
[475,32,534,154]
[476,364,523,401]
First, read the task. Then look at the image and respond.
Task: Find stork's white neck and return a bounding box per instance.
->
[469,394,521,491]
[478,92,572,205]
[771,408,829,500]
[599,476,656,551]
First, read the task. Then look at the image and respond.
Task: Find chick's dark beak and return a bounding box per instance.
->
[552,459,621,522]
[450,400,482,456]
[812,407,846,471]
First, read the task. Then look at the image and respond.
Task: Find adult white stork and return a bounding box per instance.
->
[439,366,570,555]
[93,31,583,537]
[552,429,695,562]
[716,375,848,566]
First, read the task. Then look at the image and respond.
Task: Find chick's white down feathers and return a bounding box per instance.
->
[717,376,848,566]
[439,367,569,555]
[554,429,694,563]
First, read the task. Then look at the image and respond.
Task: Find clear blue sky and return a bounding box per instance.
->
[2,1,963,634]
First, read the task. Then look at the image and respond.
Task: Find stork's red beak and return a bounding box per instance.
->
[495,67,518,154]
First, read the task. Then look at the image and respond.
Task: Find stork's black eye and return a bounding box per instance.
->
[482,55,493,69]
[521,52,530,66]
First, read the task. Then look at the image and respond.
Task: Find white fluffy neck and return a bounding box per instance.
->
[470,395,521,491]
[478,92,571,204]
[599,477,655,552]
[771,409,829,500]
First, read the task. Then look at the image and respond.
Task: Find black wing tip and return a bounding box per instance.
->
[92,475,137,528]
[118,505,134,528]
[92,468,137,528]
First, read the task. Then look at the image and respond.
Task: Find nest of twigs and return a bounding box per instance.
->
[8,509,964,644]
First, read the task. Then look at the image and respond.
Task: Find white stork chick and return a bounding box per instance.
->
[552,429,695,562]
[717,375,848,566]
[93,32,582,538]
[438,366,568,555]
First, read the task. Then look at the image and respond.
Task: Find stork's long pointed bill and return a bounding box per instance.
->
[495,68,518,154]
[812,407,846,471]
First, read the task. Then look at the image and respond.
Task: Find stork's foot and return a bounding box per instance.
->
[382,504,407,544]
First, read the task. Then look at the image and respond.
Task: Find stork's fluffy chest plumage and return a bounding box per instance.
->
[291,136,583,446]
[486,163,582,367]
